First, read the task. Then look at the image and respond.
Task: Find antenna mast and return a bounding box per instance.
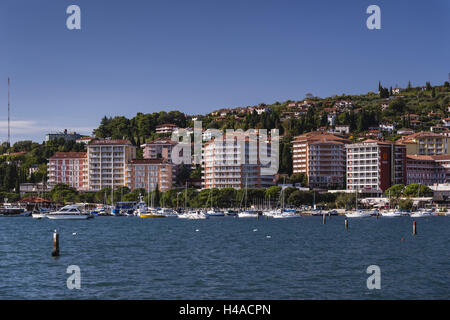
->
[7,77,11,146]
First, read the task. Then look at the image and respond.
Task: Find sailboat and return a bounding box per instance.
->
[272,186,299,218]
[140,189,165,218]
[204,188,224,217]
[238,174,258,218]
[345,189,371,218]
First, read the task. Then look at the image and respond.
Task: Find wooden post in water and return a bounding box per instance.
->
[412,220,417,235]
[52,229,59,257]
[345,218,348,229]
[322,213,326,224]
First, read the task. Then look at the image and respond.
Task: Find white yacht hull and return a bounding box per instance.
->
[46,214,91,220]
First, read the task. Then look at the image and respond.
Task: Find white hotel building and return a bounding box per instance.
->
[201,133,275,189]
[86,139,137,191]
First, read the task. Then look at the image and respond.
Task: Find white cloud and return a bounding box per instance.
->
[0,120,94,142]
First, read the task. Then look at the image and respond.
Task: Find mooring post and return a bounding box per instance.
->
[322,213,326,224]
[413,220,417,235]
[345,218,348,229]
[52,229,60,257]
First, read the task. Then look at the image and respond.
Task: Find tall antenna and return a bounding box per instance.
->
[7,77,10,146]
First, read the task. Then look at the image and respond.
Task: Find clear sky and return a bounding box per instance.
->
[1,0,449,143]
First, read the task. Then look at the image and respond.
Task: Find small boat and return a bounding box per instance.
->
[345,210,372,218]
[238,210,259,218]
[310,209,325,216]
[178,210,208,219]
[133,195,148,217]
[32,208,50,219]
[224,209,238,216]
[410,209,436,218]
[205,209,225,217]
[381,210,402,217]
[158,208,178,217]
[0,203,31,217]
[326,210,339,216]
[272,209,300,219]
[140,208,166,218]
[46,205,93,220]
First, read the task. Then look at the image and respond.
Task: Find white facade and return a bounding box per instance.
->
[87,141,136,191]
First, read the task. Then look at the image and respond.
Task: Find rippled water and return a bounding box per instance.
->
[0,216,448,299]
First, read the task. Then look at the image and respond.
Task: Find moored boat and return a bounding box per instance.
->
[410,209,436,218]
[238,210,259,218]
[0,203,31,217]
[46,205,93,220]
[381,210,402,217]
[345,209,371,218]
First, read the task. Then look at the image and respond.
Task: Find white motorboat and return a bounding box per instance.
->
[381,210,402,217]
[46,205,93,220]
[158,208,178,217]
[345,210,372,218]
[272,209,300,219]
[238,210,259,218]
[410,209,436,218]
[186,210,208,219]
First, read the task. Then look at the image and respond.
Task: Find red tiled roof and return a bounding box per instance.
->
[129,159,167,164]
[49,152,87,159]
[89,139,132,145]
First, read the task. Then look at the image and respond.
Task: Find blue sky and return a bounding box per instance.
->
[1,0,449,142]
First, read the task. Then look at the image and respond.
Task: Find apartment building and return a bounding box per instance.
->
[125,159,174,192]
[406,154,450,185]
[346,139,406,192]
[201,133,274,189]
[400,132,449,155]
[292,132,351,189]
[155,124,179,134]
[141,138,178,161]
[86,139,136,191]
[406,155,446,185]
[48,152,88,190]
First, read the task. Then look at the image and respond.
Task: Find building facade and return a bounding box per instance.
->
[141,138,178,161]
[47,152,88,190]
[292,132,350,189]
[400,132,449,155]
[155,124,179,134]
[86,139,136,191]
[406,155,446,185]
[45,129,82,142]
[201,133,274,189]
[406,154,450,185]
[125,159,174,192]
[346,140,406,192]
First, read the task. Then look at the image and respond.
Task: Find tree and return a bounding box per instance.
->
[384,184,405,198]
[265,186,281,204]
[289,173,308,186]
[403,184,432,198]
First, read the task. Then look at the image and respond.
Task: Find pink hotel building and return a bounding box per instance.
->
[47,152,88,190]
